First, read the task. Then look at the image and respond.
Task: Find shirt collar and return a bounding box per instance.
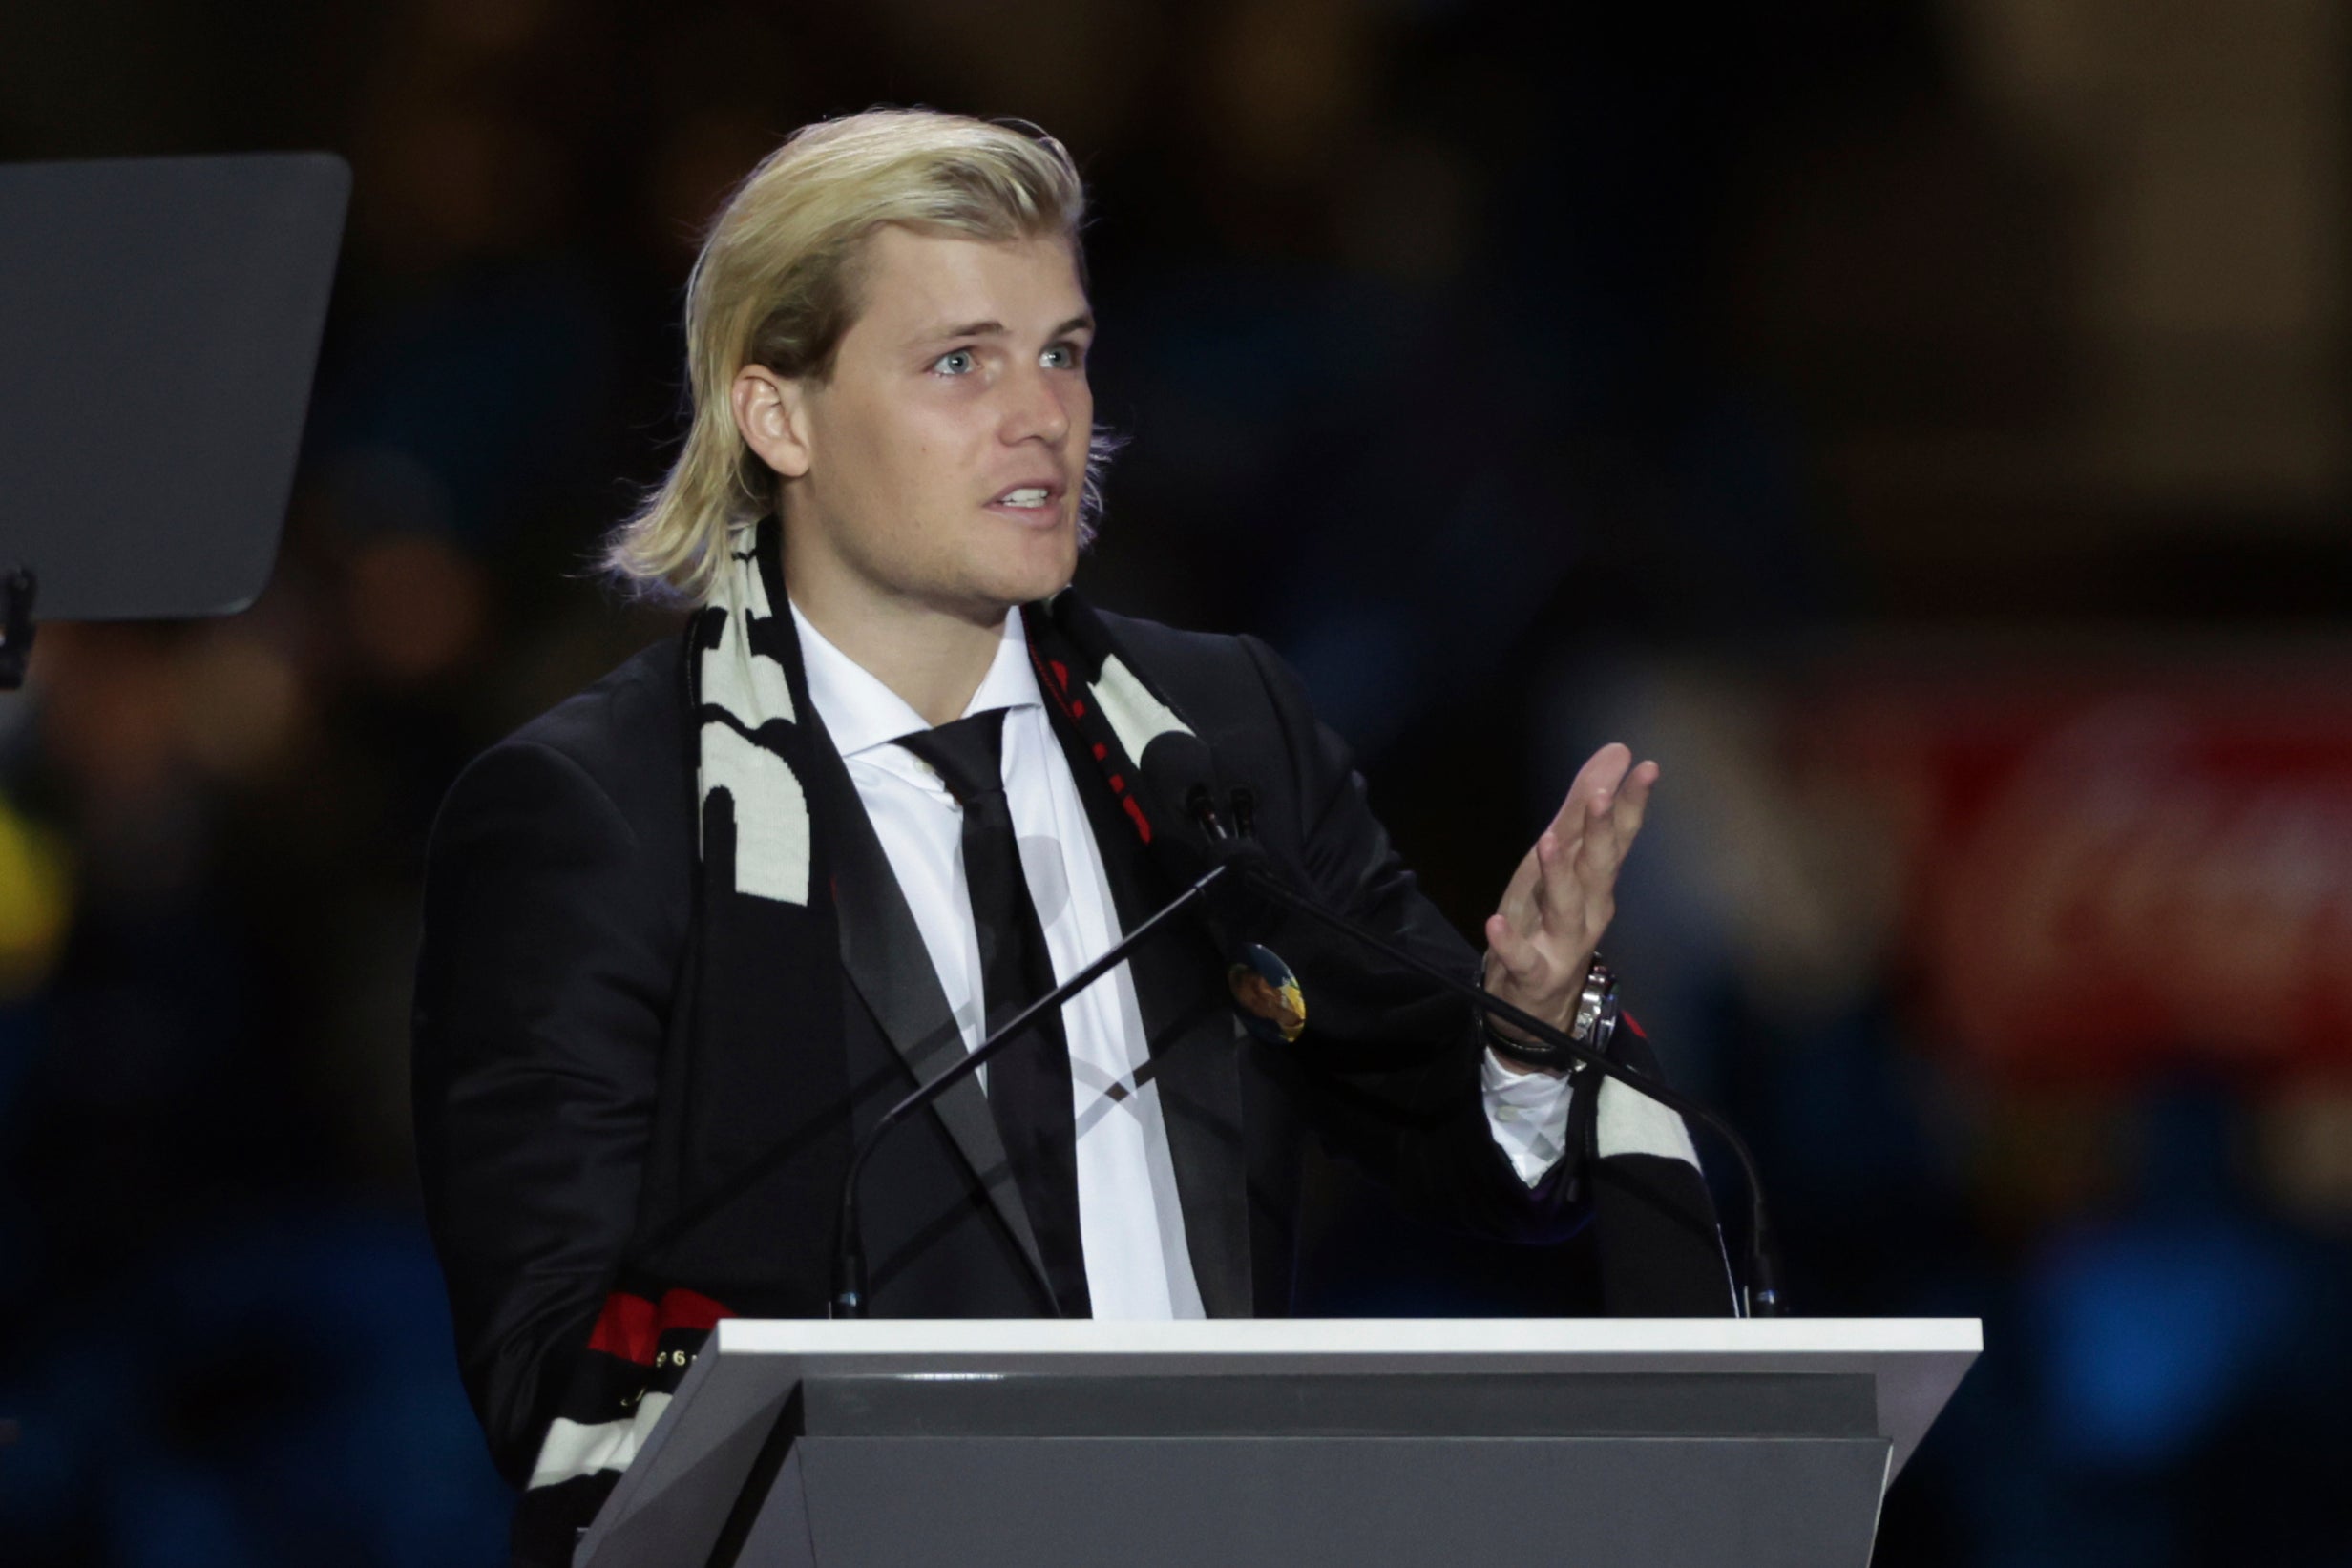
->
[788,599,1042,761]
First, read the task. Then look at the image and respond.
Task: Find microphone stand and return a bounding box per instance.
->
[1205,781,1779,1315]
[1231,866,1785,1318]
[830,785,1785,1320]
[830,859,1238,1319]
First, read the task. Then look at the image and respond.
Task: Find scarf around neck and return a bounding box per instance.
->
[689,514,1206,911]
[514,517,1731,1559]
[512,516,1222,1547]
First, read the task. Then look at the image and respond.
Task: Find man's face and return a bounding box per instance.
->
[772,224,1095,620]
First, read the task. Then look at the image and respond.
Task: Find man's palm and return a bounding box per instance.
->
[1482,742,1657,1051]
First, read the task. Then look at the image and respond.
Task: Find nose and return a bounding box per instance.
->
[1000,361,1074,449]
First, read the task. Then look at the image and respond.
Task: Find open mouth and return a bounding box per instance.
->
[993,486,1054,511]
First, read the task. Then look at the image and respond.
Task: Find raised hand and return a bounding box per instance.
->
[1482,742,1658,1060]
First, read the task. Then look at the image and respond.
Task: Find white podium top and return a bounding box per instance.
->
[583,1317,1981,1565]
[708,1316,1978,1480]
[721,1314,1979,1360]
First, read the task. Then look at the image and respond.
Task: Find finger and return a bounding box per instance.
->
[1548,742,1632,839]
[1576,849,1617,949]
[1575,761,1628,867]
[1511,794,1586,929]
[1533,828,1584,933]
[1484,912,1541,984]
[1570,762,1656,937]
[1611,759,1660,844]
[1496,844,1542,931]
[1558,742,1630,825]
[1582,757,1659,880]
[1574,805,1621,904]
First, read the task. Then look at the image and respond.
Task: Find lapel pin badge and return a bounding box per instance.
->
[1228,942,1306,1044]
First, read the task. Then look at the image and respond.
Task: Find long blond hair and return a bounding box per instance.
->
[604,108,1113,604]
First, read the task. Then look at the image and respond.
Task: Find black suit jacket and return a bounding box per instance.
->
[413,614,1594,1484]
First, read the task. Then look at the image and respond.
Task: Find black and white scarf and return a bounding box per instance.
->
[512,515,1732,1559]
[510,517,1237,1555]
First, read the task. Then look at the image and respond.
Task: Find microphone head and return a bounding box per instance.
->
[1137,732,1463,1069]
[1134,728,1278,930]
[1138,730,1225,843]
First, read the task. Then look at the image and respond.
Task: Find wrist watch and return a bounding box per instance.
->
[1482,951,1619,1071]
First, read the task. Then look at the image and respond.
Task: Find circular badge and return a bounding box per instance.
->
[1227,942,1306,1044]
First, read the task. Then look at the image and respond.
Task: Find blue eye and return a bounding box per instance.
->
[1042,344,1082,370]
[934,348,976,376]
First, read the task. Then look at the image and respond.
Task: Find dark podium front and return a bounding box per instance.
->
[573,1319,1980,1568]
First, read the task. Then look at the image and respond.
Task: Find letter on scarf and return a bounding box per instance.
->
[1090,652,1191,762]
[700,565,794,724]
[699,724,809,904]
[1594,1076,1703,1165]
[695,564,809,905]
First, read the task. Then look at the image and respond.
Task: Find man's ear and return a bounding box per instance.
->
[732,364,812,480]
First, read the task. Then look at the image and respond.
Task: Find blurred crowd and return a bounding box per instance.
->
[2,1,2349,1563]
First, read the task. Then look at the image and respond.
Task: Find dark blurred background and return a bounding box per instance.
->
[3,0,2350,1562]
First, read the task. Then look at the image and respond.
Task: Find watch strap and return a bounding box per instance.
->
[1480,953,1619,1071]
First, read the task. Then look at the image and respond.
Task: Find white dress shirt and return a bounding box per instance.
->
[789,605,1576,1320]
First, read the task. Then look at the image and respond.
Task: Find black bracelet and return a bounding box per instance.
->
[1480,954,1619,1071]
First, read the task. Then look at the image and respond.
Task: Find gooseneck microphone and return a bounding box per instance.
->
[1226,837,1786,1319]
[1144,736,1787,1319]
[829,732,1785,1320]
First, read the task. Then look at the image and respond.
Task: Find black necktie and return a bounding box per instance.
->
[896,708,1091,1316]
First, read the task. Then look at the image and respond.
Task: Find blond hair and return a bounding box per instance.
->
[604,107,1114,604]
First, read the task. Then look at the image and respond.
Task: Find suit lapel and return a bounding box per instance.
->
[797,708,1050,1294]
[1046,719,1255,1318]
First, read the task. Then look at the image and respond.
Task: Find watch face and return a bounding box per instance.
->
[1227,942,1306,1044]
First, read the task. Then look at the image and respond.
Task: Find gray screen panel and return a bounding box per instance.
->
[0,153,347,619]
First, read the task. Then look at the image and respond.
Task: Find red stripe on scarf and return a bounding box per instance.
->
[585,1288,736,1365]
[1024,617,1152,844]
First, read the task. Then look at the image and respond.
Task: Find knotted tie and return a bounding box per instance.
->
[895,708,1091,1316]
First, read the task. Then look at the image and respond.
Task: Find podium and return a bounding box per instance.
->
[573,1318,1977,1568]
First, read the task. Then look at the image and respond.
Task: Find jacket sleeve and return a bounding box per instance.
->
[1233,634,1583,1244]
[410,738,675,1482]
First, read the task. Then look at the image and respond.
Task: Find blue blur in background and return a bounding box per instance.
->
[3,1,2351,1563]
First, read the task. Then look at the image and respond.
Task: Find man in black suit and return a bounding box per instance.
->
[412,108,1732,1560]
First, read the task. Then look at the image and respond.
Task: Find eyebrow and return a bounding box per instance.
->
[914,312,1095,345]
